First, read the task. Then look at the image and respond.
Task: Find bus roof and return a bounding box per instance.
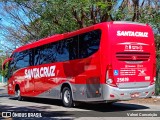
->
[12,21,149,54]
[12,24,96,54]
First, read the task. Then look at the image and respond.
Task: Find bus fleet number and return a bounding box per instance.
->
[117,77,129,82]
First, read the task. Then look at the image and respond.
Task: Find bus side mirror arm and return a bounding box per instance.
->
[2,58,13,70]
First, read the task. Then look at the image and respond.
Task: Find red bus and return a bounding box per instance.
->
[3,21,156,107]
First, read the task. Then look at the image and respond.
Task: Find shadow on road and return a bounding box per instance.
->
[0,97,151,119]
[0,88,8,97]
[8,97,149,112]
[75,102,149,112]
[0,88,6,92]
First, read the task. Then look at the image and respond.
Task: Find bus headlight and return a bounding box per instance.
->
[154,77,156,82]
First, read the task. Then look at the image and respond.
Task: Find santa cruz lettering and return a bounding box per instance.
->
[117,31,148,37]
[25,66,56,79]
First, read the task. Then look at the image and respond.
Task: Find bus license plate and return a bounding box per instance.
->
[130,92,140,98]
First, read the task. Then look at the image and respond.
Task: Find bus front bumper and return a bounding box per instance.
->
[103,84,155,101]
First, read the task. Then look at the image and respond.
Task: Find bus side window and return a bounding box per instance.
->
[47,43,57,63]
[56,40,69,62]
[8,59,15,78]
[79,30,101,59]
[66,36,79,60]
[14,50,30,70]
[38,45,50,64]
[34,47,41,65]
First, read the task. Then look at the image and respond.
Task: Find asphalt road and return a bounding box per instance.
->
[0,87,160,120]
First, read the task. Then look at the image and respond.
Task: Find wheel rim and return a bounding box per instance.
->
[16,90,20,97]
[17,90,20,97]
[64,89,70,104]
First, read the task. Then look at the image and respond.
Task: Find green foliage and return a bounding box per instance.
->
[0,50,7,78]
[0,57,6,77]
[9,0,117,41]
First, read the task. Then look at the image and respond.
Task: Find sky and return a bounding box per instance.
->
[0,2,26,55]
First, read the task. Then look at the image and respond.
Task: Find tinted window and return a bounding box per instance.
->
[34,44,57,65]
[34,40,69,65]
[34,47,41,65]
[7,49,33,76]
[34,36,79,65]
[15,51,28,70]
[12,29,101,69]
[66,36,79,60]
[56,40,69,62]
[79,30,101,59]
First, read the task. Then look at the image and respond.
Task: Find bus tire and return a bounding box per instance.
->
[62,87,73,107]
[15,89,22,101]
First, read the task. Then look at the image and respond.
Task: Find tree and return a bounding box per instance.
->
[0,0,118,44]
[0,50,7,77]
[1,0,159,42]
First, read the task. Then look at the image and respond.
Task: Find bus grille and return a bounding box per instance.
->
[116,52,150,61]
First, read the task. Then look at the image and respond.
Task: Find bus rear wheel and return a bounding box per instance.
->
[62,87,73,107]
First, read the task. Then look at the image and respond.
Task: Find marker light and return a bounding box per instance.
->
[106,64,117,87]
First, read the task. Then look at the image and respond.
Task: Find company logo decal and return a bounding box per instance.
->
[117,31,148,37]
[25,66,56,79]
[132,56,137,60]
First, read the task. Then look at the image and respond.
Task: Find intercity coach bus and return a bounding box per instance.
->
[3,21,156,107]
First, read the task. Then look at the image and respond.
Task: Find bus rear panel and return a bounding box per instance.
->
[102,21,156,101]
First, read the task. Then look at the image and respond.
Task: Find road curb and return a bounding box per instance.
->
[0,83,7,89]
[152,96,160,99]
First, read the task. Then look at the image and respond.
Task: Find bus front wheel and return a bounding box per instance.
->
[15,89,22,101]
[62,87,73,107]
